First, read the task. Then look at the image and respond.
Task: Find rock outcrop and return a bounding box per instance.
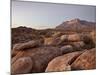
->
[45,48,96,72]
[12,46,64,73]
[11,19,96,74]
[71,48,96,70]
[45,51,84,72]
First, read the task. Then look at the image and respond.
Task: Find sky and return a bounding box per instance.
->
[12,0,96,29]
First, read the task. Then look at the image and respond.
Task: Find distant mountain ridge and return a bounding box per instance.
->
[56,18,96,31]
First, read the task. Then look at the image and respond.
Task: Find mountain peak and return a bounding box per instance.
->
[56,18,95,31]
[67,18,80,25]
[70,18,80,22]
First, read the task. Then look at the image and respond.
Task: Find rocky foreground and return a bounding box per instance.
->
[11,19,96,74]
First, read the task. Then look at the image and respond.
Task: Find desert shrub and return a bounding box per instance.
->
[90,31,96,44]
[82,34,95,49]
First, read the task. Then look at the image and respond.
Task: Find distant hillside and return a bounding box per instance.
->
[12,26,55,45]
[12,26,41,45]
[56,18,96,31]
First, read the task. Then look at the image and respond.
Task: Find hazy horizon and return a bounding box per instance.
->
[12,1,96,29]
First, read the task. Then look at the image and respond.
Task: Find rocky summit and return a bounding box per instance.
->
[56,18,95,31]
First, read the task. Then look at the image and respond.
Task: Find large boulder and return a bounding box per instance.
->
[44,34,68,46]
[11,57,33,74]
[60,35,68,41]
[67,34,81,42]
[45,51,83,72]
[60,35,68,45]
[44,37,61,46]
[13,40,41,51]
[71,41,85,51]
[11,46,63,73]
[60,45,73,54]
[71,48,96,70]
[11,51,25,64]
